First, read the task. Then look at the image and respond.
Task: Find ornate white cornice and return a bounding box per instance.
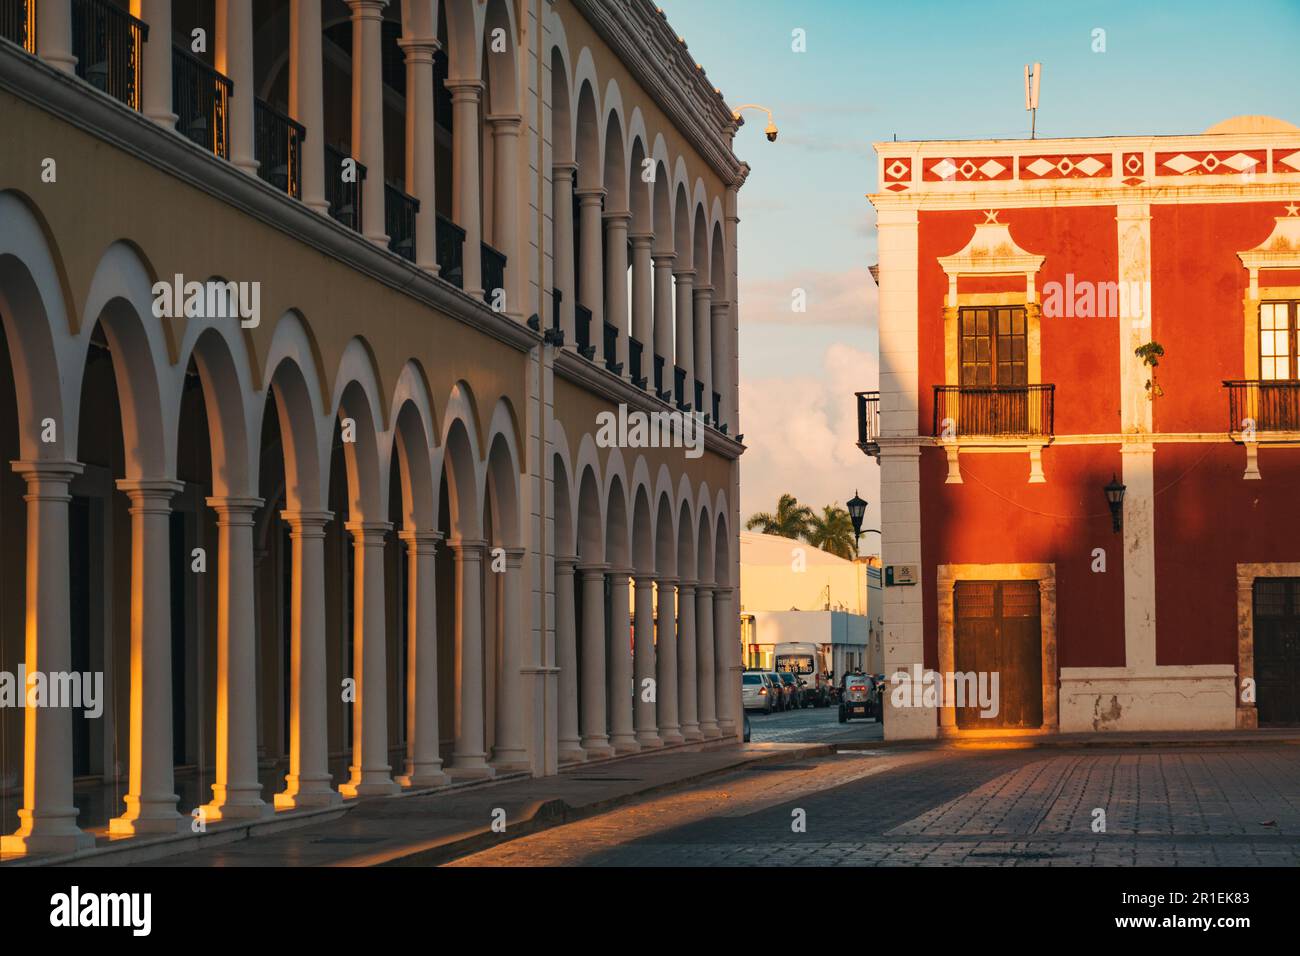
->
[571,0,745,187]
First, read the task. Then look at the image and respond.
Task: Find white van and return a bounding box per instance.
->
[773,642,831,707]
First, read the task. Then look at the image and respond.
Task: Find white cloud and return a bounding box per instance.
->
[739,342,882,544]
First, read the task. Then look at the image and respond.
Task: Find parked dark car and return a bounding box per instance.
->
[777,672,803,708]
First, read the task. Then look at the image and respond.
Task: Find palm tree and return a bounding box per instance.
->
[806,504,857,559]
[745,493,812,540]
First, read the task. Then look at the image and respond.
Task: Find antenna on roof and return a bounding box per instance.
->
[1024,62,1041,139]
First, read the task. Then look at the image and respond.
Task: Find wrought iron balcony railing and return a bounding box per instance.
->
[172,46,231,158]
[72,0,148,111]
[575,304,595,360]
[603,322,622,375]
[1225,380,1300,435]
[384,183,419,262]
[253,98,305,198]
[628,336,645,388]
[856,390,880,456]
[674,365,688,411]
[712,390,721,427]
[932,384,1055,439]
[654,354,667,399]
[435,213,464,288]
[481,241,506,305]
[324,144,364,233]
[694,380,705,420]
[1,0,37,53]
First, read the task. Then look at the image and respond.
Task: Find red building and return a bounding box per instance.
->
[861,116,1300,738]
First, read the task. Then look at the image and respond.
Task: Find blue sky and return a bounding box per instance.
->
[658,0,1300,532]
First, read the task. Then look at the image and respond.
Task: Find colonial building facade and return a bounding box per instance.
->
[0,0,748,859]
[861,116,1300,739]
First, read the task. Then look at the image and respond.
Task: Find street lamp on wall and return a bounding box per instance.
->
[1104,474,1126,533]
[731,104,779,142]
[847,491,867,538]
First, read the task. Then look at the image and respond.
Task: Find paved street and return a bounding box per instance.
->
[446,744,1300,866]
[746,701,885,745]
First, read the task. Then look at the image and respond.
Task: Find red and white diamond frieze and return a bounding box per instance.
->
[883,157,911,191]
[923,156,1014,182]
[1273,150,1300,174]
[1018,154,1112,179]
[1155,150,1265,176]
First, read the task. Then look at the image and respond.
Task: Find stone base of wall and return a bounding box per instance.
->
[1059,666,1237,732]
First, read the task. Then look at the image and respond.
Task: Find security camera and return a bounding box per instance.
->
[765,123,778,142]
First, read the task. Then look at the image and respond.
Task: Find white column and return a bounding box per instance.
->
[488,113,524,317]
[447,79,484,296]
[0,462,94,855]
[36,0,75,73]
[202,496,270,819]
[134,0,175,128]
[654,579,684,744]
[714,585,739,737]
[652,252,675,394]
[696,584,719,737]
[578,564,612,757]
[291,0,328,214]
[554,556,584,760]
[674,268,696,403]
[553,164,578,347]
[400,36,441,273]
[396,530,448,788]
[216,0,257,174]
[348,0,389,246]
[109,479,187,836]
[632,574,661,747]
[693,285,714,421]
[449,539,494,777]
[604,211,632,375]
[576,186,606,353]
[725,183,741,433]
[630,232,653,385]
[677,580,701,740]
[492,548,529,770]
[339,521,399,796]
[606,569,638,753]
[276,510,340,808]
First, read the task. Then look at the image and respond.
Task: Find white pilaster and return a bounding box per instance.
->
[134,0,175,128]
[578,564,613,756]
[216,0,257,174]
[655,578,684,744]
[396,530,448,788]
[674,269,696,402]
[554,556,584,760]
[447,79,485,296]
[677,580,701,740]
[552,164,578,347]
[348,0,389,246]
[448,538,494,778]
[632,574,661,746]
[606,569,639,753]
[290,0,328,214]
[400,36,441,273]
[488,113,524,317]
[492,547,530,770]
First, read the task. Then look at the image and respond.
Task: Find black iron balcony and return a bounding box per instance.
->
[654,354,667,399]
[603,322,622,375]
[628,336,646,389]
[545,287,564,345]
[72,0,148,111]
[481,241,506,305]
[856,391,880,456]
[674,365,688,411]
[712,390,721,427]
[172,46,231,158]
[694,379,705,420]
[435,213,464,288]
[1,1,37,53]
[384,183,419,262]
[254,98,305,198]
[324,144,364,233]
[1224,380,1300,435]
[575,304,595,360]
[932,384,1055,438]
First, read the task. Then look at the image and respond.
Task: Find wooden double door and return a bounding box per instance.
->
[953,580,1043,729]
[1254,578,1300,726]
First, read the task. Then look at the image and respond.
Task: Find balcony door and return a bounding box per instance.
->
[958,306,1028,432]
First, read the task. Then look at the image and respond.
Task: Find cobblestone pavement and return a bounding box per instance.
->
[446,745,1300,866]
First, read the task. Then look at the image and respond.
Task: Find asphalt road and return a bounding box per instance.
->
[746,700,885,745]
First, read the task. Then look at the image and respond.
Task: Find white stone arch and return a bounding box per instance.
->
[387,359,439,532]
[695,483,715,586]
[626,113,652,235]
[173,318,259,498]
[672,174,693,271]
[629,456,654,575]
[0,190,76,461]
[713,489,732,587]
[572,50,603,191]
[438,379,484,540]
[480,0,520,116]
[260,309,331,512]
[601,446,631,567]
[548,20,575,165]
[650,135,675,256]
[442,0,482,80]
[549,416,578,556]
[573,431,605,563]
[484,396,524,549]
[79,240,174,479]
[330,337,388,522]
[601,80,629,213]
[653,482,677,578]
[675,492,696,584]
[692,185,711,288]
